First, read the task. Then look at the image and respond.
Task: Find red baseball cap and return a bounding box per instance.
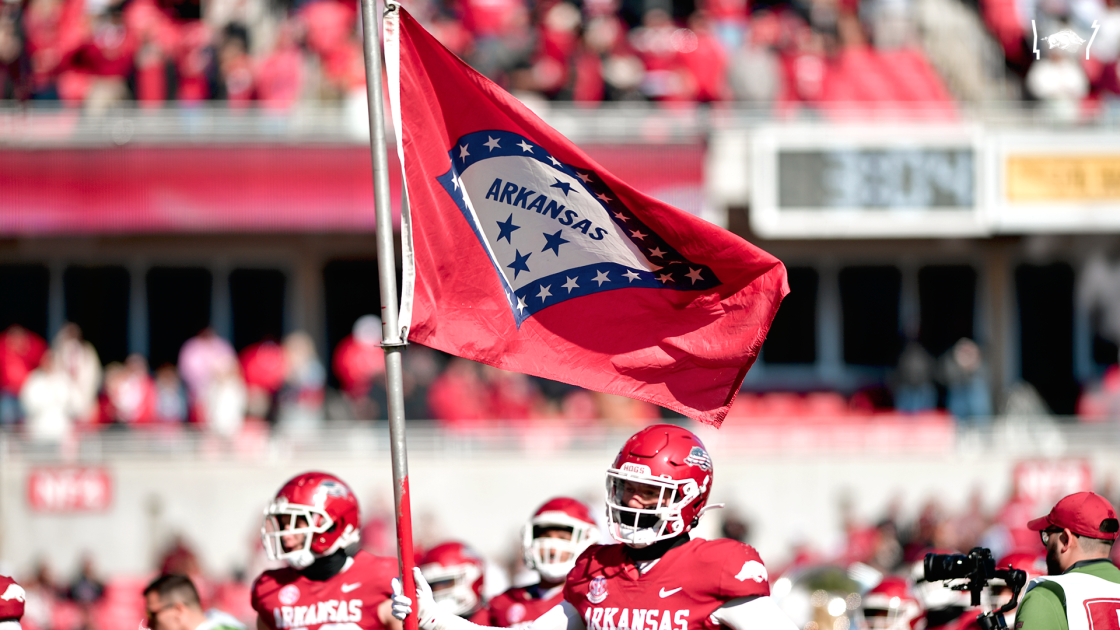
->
[1027,492,1120,541]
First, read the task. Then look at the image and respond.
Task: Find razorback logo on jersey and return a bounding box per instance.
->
[1,584,24,603]
[272,599,363,628]
[733,560,766,584]
[583,607,690,630]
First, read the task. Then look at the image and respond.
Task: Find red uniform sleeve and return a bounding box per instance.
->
[709,540,770,600]
[250,574,275,628]
[0,576,26,622]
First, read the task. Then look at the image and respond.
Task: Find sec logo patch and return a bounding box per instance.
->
[278,584,300,605]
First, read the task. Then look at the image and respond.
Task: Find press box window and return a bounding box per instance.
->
[839,266,902,366]
[762,267,818,364]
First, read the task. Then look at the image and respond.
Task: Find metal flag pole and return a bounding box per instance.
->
[358,2,419,630]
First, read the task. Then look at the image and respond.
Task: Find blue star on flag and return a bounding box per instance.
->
[508,250,532,279]
[550,179,574,196]
[496,214,521,243]
[541,229,570,256]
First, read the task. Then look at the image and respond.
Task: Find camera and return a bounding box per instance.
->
[924,548,1028,630]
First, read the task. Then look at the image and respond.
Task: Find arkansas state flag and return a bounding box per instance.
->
[384,5,788,426]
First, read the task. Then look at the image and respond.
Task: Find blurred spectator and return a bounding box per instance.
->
[66,554,104,607]
[22,560,61,630]
[728,11,783,106]
[178,328,236,406]
[893,341,937,413]
[103,354,157,425]
[154,364,189,424]
[215,23,253,106]
[64,1,138,110]
[52,323,101,426]
[202,361,246,437]
[940,338,992,425]
[143,573,246,630]
[332,315,385,419]
[0,0,24,100]
[427,357,488,426]
[238,339,286,421]
[20,351,74,443]
[0,325,47,426]
[1026,45,1089,123]
[254,19,304,110]
[275,331,325,433]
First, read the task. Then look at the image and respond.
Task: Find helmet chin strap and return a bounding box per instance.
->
[624,532,691,561]
[300,543,359,581]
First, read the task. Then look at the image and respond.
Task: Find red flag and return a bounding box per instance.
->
[385,6,788,426]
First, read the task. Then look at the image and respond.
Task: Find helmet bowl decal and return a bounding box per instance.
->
[437,130,720,329]
[683,447,712,472]
[587,577,609,604]
[278,585,300,605]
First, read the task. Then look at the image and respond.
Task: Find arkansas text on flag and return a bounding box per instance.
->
[385,5,788,425]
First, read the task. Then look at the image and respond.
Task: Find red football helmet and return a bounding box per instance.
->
[419,542,485,617]
[605,424,714,547]
[261,472,361,569]
[860,576,927,630]
[522,497,600,583]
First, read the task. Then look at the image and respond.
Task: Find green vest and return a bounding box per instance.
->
[1015,560,1120,630]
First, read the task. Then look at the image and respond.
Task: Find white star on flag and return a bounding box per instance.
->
[516,296,527,313]
[596,193,612,202]
[459,144,469,159]
[686,268,703,284]
[630,230,647,240]
[624,270,641,282]
[484,136,500,150]
[613,211,629,222]
[548,156,563,167]
[648,247,666,258]
[451,174,460,190]
[562,277,580,292]
[657,273,673,283]
[593,270,610,286]
[537,285,552,301]
[517,140,533,152]
[577,172,592,183]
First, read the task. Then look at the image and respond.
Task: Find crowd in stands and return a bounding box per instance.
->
[0,0,1116,115]
[0,318,1115,445]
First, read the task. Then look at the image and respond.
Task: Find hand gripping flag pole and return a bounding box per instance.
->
[357,1,418,629]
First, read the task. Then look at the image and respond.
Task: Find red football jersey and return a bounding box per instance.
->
[487,584,565,628]
[252,551,398,630]
[0,575,24,621]
[564,539,770,630]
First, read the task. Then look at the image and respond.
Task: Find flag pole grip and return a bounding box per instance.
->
[357,0,419,629]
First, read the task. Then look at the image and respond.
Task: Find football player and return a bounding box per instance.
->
[487,498,601,628]
[393,423,797,630]
[252,471,402,630]
[419,542,488,624]
[0,574,24,630]
[858,576,926,630]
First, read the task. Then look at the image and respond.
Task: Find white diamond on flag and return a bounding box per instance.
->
[436,130,719,328]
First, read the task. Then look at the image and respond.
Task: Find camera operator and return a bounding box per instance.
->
[1015,492,1120,630]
